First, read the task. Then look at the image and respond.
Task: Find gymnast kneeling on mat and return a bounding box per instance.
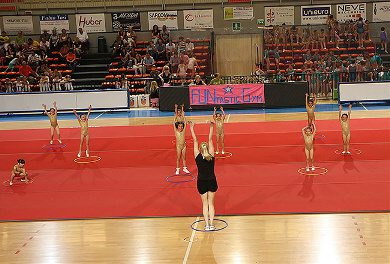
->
[10,159,28,185]
[189,121,218,231]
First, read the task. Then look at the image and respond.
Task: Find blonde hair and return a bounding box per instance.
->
[199,142,212,161]
[150,81,158,92]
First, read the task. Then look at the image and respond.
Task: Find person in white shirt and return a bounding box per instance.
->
[77,28,90,53]
[27,52,39,67]
[165,39,176,61]
[185,38,194,54]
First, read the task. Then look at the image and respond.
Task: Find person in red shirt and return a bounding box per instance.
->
[59,44,70,62]
[66,49,77,72]
[19,61,37,83]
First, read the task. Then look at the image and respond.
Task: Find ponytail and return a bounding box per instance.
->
[199,142,212,161]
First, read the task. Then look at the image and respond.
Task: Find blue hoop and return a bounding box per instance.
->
[166,174,195,183]
[301,134,325,140]
[42,143,67,150]
[190,218,228,232]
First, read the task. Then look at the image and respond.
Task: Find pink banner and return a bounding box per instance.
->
[190,84,264,105]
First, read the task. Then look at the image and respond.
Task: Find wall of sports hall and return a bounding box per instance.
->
[0,0,388,76]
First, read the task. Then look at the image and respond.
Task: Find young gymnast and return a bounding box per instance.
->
[188,120,218,231]
[213,106,226,154]
[174,104,185,122]
[10,158,28,185]
[339,104,352,154]
[173,112,190,175]
[302,122,316,172]
[305,93,317,127]
[73,105,92,157]
[42,102,62,144]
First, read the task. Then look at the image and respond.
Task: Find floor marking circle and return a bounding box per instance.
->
[74,156,101,164]
[184,237,198,243]
[166,174,195,183]
[301,134,325,140]
[298,167,328,176]
[3,178,34,186]
[215,151,233,159]
[335,149,362,155]
[42,143,66,150]
[190,219,228,232]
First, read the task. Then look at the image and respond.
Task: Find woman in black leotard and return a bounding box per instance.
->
[189,121,218,231]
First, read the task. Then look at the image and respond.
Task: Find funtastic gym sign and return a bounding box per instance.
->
[189,84,265,105]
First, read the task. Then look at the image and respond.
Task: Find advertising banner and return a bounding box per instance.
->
[301,5,331,25]
[184,9,213,29]
[190,84,265,105]
[148,11,178,30]
[3,16,33,35]
[224,7,253,20]
[111,12,141,32]
[265,6,294,26]
[40,15,69,33]
[75,13,106,33]
[336,3,366,23]
[373,2,390,22]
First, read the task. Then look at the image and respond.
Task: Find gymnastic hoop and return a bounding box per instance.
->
[166,174,195,183]
[301,134,325,140]
[298,167,328,176]
[190,219,228,232]
[42,143,66,150]
[215,151,232,159]
[184,237,198,243]
[335,149,362,155]
[74,156,101,164]
[3,178,34,186]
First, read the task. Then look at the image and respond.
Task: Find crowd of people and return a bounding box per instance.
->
[261,15,389,96]
[0,28,89,93]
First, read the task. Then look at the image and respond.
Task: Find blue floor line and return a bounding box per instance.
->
[0,103,389,123]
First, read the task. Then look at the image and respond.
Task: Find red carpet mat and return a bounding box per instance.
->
[0,118,389,221]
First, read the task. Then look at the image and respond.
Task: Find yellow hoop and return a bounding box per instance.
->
[215,152,233,159]
[298,167,328,176]
[74,156,102,164]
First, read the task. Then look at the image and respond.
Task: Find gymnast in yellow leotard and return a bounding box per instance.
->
[43,102,62,144]
[174,104,185,123]
[306,93,317,127]
[213,106,226,154]
[10,158,28,185]
[339,104,352,154]
[173,112,190,175]
[302,122,316,172]
[73,105,92,157]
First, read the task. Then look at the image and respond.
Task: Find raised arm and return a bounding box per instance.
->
[305,93,309,109]
[53,101,57,114]
[339,105,342,121]
[73,109,81,122]
[213,107,217,120]
[313,94,317,108]
[208,121,215,156]
[188,121,200,157]
[220,106,226,120]
[348,104,352,118]
[86,105,92,120]
[302,126,307,137]
[181,104,185,117]
[174,104,178,116]
[42,104,49,116]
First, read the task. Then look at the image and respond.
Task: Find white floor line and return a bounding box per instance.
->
[183,216,200,264]
[226,114,231,123]
[94,111,106,119]
[360,103,368,111]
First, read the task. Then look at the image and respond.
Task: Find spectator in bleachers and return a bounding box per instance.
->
[345,21,354,48]
[40,37,50,53]
[36,63,52,79]
[177,60,187,85]
[0,31,10,50]
[286,64,295,81]
[289,25,301,44]
[49,28,59,51]
[187,53,198,78]
[52,71,62,91]
[326,15,335,43]
[150,81,159,105]
[273,25,281,47]
[160,25,170,44]
[127,26,137,41]
[312,30,319,50]
[347,59,357,82]
[150,69,163,87]
[133,53,144,75]
[66,49,77,72]
[27,51,39,67]
[155,39,166,61]
[159,65,171,85]
[39,75,51,92]
[380,27,388,53]
[128,47,136,59]
[185,38,194,54]
[117,27,126,39]
[190,74,205,86]
[169,51,180,74]
[178,37,186,55]
[143,52,155,71]
[40,29,51,42]
[209,73,224,85]
[65,37,73,49]
[355,18,365,48]
[111,41,121,60]
[274,47,280,70]
[264,46,270,71]
[22,76,30,92]
[73,37,82,56]
[58,29,69,48]
[147,41,158,60]
[363,60,373,81]
[364,20,371,41]
[62,75,74,91]
[4,78,13,92]
[77,28,90,54]
[28,38,40,51]
[179,52,189,67]
[370,54,383,69]
[15,76,24,92]
[0,47,5,66]
[123,34,135,49]
[151,25,160,45]
[264,28,273,44]
[165,39,176,61]
[39,50,48,65]
[5,56,18,72]
[281,23,288,51]
[5,44,15,59]
[118,47,130,68]
[22,43,34,57]
[52,68,62,81]
[15,31,26,48]
[334,21,341,50]
[319,29,326,50]
[19,61,37,83]
[59,43,70,62]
